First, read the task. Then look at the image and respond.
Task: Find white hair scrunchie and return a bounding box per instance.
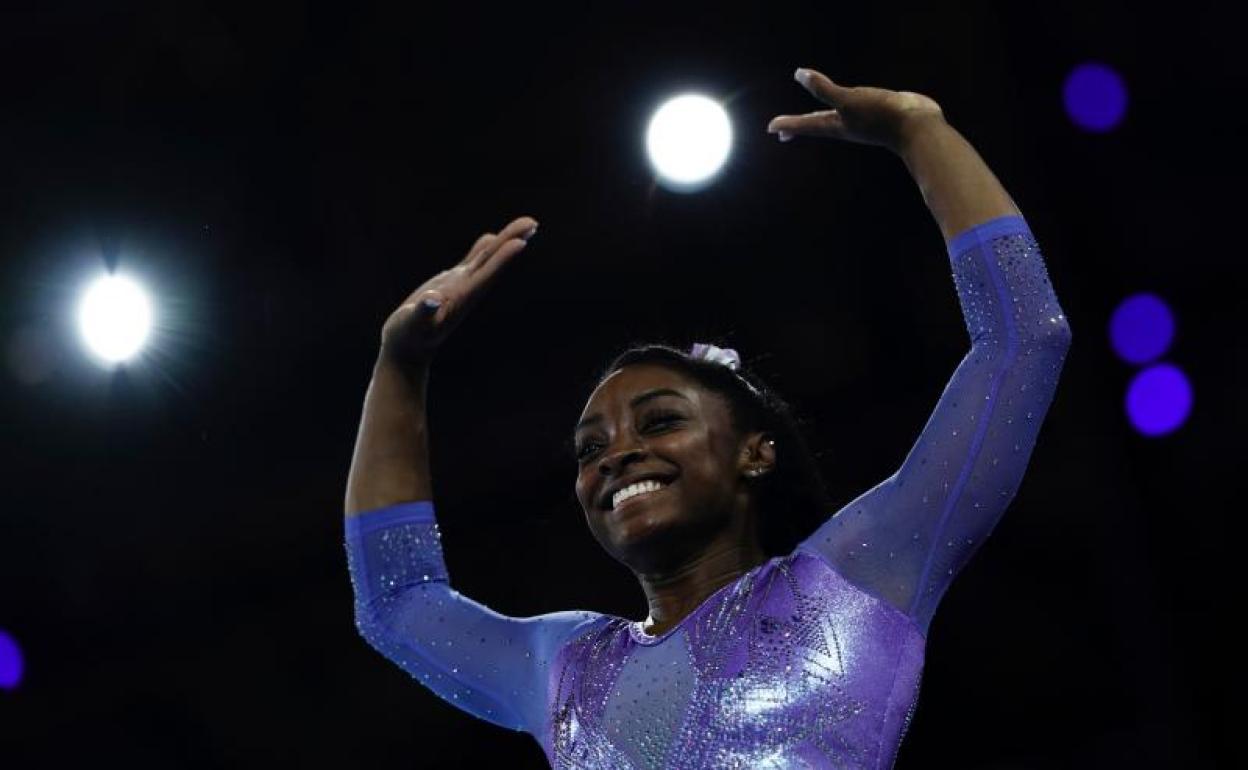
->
[689,343,741,371]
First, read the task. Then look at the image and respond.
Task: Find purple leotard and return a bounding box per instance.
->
[345,215,1072,768]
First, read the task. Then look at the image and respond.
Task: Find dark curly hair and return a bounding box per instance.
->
[569,339,834,557]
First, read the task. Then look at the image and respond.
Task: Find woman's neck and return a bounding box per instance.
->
[636,537,767,637]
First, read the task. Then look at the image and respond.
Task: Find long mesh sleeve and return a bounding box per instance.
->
[796,214,1072,637]
[345,500,603,735]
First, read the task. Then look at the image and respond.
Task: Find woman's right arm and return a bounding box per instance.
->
[342,216,603,737]
[345,356,434,517]
[345,213,538,518]
[343,371,603,736]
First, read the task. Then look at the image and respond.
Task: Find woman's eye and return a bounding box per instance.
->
[645,414,680,430]
[576,414,683,462]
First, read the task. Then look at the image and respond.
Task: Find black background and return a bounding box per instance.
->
[0,1,1235,767]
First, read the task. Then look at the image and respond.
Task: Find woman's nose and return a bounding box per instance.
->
[599,445,646,477]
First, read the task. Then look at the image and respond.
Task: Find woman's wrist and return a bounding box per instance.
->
[890,114,1021,246]
[889,111,950,157]
[375,348,432,388]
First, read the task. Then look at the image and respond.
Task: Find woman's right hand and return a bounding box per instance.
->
[379,215,539,367]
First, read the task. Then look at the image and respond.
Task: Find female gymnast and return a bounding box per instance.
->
[344,67,1072,769]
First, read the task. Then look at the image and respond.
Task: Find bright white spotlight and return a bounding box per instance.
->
[77,274,153,365]
[645,93,733,193]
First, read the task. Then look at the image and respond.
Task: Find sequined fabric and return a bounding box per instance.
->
[345,215,1071,768]
[547,551,924,769]
[799,214,1072,634]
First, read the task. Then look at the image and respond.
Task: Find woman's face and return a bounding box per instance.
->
[573,363,763,572]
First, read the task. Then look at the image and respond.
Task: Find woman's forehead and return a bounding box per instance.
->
[588,364,695,404]
[575,363,732,436]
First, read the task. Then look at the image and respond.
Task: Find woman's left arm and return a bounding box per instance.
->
[772,69,1073,637]
[895,112,1021,246]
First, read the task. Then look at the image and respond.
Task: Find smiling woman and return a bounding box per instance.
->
[569,343,832,571]
[343,73,1072,768]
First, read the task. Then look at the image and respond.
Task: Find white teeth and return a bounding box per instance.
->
[612,480,667,509]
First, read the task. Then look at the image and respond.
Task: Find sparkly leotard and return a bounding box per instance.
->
[345,215,1072,769]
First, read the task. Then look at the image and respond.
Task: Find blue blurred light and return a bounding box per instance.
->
[1125,363,1192,436]
[1063,62,1128,133]
[1109,292,1175,364]
[0,628,23,690]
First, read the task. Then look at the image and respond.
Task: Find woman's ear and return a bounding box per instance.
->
[741,432,777,476]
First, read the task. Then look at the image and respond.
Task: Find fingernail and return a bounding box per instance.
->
[794,68,810,87]
[778,131,792,142]
[524,225,538,239]
[421,297,442,310]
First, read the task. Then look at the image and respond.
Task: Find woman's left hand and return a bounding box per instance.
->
[767,68,946,151]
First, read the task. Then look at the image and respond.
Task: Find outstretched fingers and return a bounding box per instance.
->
[795,68,853,106]
[468,236,529,292]
[766,67,857,142]
[463,233,496,266]
[465,216,539,271]
[461,216,539,301]
[767,109,846,141]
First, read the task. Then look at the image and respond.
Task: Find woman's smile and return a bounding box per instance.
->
[612,480,673,516]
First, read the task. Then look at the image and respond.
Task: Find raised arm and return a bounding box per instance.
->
[344,218,603,737]
[770,71,1072,637]
[795,214,1071,637]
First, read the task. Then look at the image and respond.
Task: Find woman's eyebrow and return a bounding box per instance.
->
[574,388,690,433]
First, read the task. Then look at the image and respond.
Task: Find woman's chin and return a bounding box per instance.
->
[608,499,688,556]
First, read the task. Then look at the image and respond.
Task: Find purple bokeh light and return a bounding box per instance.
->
[1063,62,1128,133]
[1110,292,1175,364]
[0,628,23,690]
[1125,363,1192,436]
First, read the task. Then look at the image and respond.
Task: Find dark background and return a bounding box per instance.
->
[0,1,1235,767]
